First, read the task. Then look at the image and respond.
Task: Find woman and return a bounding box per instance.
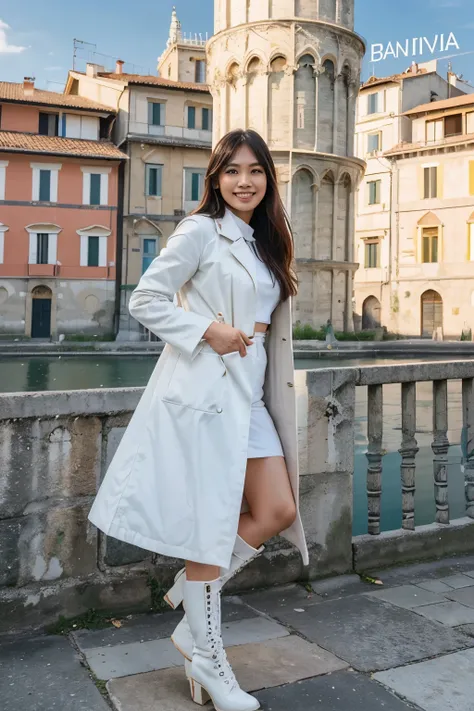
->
[88,129,308,711]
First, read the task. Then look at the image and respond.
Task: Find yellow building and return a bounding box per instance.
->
[65,9,213,339]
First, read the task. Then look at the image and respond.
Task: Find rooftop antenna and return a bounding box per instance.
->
[73,38,97,71]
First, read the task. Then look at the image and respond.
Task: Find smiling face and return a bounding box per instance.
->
[216,144,268,224]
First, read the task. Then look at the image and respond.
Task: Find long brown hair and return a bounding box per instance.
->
[193,129,298,301]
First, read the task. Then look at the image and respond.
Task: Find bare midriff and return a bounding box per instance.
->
[254,322,269,333]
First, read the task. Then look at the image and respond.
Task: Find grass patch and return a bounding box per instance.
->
[46,608,116,635]
[90,673,108,697]
[147,573,170,613]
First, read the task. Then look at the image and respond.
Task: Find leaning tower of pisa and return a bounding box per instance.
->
[207,0,365,330]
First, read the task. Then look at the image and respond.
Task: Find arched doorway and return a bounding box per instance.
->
[31,286,52,338]
[421,290,443,337]
[362,296,381,330]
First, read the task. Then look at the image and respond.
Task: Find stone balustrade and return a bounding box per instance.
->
[1,360,474,633]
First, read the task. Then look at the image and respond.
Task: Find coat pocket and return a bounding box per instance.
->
[162,351,227,414]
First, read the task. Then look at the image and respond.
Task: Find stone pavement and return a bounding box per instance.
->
[2,556,474,711]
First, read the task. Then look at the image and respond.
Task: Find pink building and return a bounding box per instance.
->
[0,78,127,338]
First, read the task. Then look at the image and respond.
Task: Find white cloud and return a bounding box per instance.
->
[0,19,27,54]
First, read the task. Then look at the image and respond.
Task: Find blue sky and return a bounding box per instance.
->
[0,0,473,91]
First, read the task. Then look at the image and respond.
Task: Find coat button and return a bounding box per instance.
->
[287,382,294,388]
[217,407,223,413]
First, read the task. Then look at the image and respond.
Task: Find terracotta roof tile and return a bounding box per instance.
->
[404,93,474,116]
[97,72,210,93]
[0,131,127,160]
[361,68,429,90]
[0,81,114,112]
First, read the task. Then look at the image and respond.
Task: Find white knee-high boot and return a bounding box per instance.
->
[168,536,264,661]
[184,578,260,711]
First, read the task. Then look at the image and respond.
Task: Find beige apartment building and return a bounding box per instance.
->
[354,60,466,333]
[65,9,213,338]
[384,93,474,338]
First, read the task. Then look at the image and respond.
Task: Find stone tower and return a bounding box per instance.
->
[207,1,365,331]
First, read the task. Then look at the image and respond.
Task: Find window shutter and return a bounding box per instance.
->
[469,162,474,196]
[80,235,88,266]
[436,165,443,199]
[191,172,200,201]
[202,108,209,130]
[47,233,57,265]
[419,167,425,199]
[99,236,107,267]
[39,170,51,201]
[90,173,101,205]
[188,106,196,129]
[88,236,99,267]
[28,233,37,264]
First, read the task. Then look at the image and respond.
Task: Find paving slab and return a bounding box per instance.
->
[416,579,453,593]
[0,635,109,711]
[84,616,289,680]
[258,594,474,672]
[415,601,474,627]
[255,670,420,711]
[445,585,474,608]
[73,600,258,652]
[309,574,375,599]
[375,648,474,711]
[107,636,347,710]
[367,556,474,586]
[441,573,474,589]
[366,584,446,609]
[458,624,474,637]
[240,583,321,617]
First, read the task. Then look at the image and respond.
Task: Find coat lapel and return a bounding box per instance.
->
[215,210,257,292]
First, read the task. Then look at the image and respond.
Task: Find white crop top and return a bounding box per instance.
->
[229,210,281,325]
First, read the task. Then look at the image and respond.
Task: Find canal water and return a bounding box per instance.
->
[0,353,468,537]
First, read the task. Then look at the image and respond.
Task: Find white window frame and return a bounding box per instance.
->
[0,161,9,201]
[81,167,111,206]
[31,163,62,203]
[145,163,163,197]
[77,225,111,267]
[25,223,61,265]
[0,223,8,263]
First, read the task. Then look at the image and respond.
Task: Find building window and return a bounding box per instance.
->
[36,233,49,264]
[184,168,205,205]
[90,173,101,206]
[368,180,381,205]
[422,226,439,263]
[467,112,474,135]
[0,160,8,201]
[444,113,463,137]
[146,164,163,197]
[142,238,157,274]
[469,222,474,261]
[60,113,99,140]
[202,107,210,131]
[195,60,206,83]
[187,106,196,129]
[364,239,380,268]
[367,132,381,153]
[39,112,59,137]
[424,166,438,199]
[367,92,379,115]
[148,102,164,126]
[39,170,51,202]
[31,163,61,202]
[81,167,110,206]
[87,236,100,267]
[426,119,443,142]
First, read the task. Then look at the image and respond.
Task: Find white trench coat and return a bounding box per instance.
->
[88,208,309,569]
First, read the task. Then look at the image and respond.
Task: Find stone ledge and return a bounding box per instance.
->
[353,518,474,573]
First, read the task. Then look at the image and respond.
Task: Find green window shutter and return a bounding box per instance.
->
[191,172,200,201]
[188,106,196,129]
[149,102,161,126]
[202,108,209,130]
[88,236,99,267]
[39,170,51,201]
[147,166,162,196]
[90,174,101,205]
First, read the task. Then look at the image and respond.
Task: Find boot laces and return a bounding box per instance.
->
[206,589,238,691]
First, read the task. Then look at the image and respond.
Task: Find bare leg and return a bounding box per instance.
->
[238,456,297,549]
[185,561,220,581]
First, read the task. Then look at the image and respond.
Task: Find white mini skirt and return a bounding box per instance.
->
[246,332,284,459]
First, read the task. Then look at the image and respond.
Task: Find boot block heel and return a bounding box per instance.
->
[163,569,185,609]
[189,677,211,706]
